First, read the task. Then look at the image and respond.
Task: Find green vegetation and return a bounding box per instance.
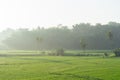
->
[113,48,120,57]
[1,22,120,50]
[0,54,119,80]
[80,38,87,53]
[0,50,112,56]
[56,48,65,56]
[0,22,120,80]
[0,50,118,80]
[36,37,43,51]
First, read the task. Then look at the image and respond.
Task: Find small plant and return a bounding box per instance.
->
[113,48,120,57]
[104,52,109,57]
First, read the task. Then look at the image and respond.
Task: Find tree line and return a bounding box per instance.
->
[1,22,120,50]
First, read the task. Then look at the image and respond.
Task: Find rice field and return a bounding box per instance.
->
[0,51,119,80]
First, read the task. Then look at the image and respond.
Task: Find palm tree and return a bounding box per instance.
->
[36,37,43,52]
[106,31,114,57]
[80,38,87,53]
[107,31,113,49]
[107,31,113,40]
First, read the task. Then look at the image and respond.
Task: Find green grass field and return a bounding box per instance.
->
[0,53,120,80]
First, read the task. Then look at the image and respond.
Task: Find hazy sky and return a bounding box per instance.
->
[0,0,120,30]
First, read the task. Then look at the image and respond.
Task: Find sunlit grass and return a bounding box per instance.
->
[0,55,119,80]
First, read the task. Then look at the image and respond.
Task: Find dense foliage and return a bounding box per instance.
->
[113,48,120,57]
[1,22,120,50]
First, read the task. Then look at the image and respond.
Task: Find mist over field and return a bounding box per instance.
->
[0,22,120,50]
[1,0,120,80]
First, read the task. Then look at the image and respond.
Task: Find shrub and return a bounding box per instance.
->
[113,48,120,57]
[104,52,109,57]
[47,51,56,56]
[75,53,102,56]
[56,48,65,56]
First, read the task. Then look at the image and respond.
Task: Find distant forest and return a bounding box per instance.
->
[0,22,120,50]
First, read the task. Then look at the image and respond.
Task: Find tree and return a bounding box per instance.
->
[36,37,43,51]
[107,31,113,40]
[3,22,120,50]
[113,48,120,57]
[80,39,87,53]
[56,48,64,56]
[107,31,114,49]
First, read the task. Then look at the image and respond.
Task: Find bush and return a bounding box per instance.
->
[113,48,120,57]
[56,48,65,56]
[104,52,109,57]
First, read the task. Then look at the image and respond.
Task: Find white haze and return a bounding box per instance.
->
[0,0,120,31]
